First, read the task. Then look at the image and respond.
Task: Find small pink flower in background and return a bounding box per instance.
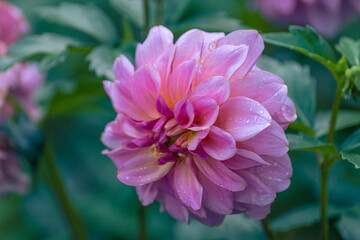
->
[0,1,44,122]
[255,0,360,37]
[0,1,29,50]
[102,25,296,225]
[0,63,45,122]
[0,135,30,197]
[0,1,43,198]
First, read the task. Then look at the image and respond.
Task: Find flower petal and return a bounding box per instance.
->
[200,44,248,80]
[230,70,287,116]
[201,126,236,160]
[201,32,225,60]
[239,120,289,157]
[223,149,269,170]
[189,96,219,131]
[173,29,204,69]
[104,148,173,186]
[103,81,151,121]
[174,159,203,210]
[156,96,173,117]
[250,154,292,192]
[194,157,246,191]
[135,26,174,68]
[136,182,158,205]
[198,171,234,215]
[174,100,195,128]
[168,59,196,106]
[218,30,264,80]
[273,96,297,130]
[131,65,161,119]
[113,55,134,84]
[216,96,272,141]
[159,193,189,223]
[189,76,230,105]
[235,171,276,206]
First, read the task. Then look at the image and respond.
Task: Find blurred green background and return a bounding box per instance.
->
[1,0,360,239]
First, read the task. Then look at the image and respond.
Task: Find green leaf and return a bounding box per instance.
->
[257,56,316,130]
[36,3,118,44]
[86,43,135,81]
[0,33,79,71]
[336,207,360,240]
[86,46,121,81]
[110,0,144,29]
[271,204,343,231]
[336,37,360,66]
[342,128,360,150]
[341,151,360,169]
[172,12,246,33]
[287,133,337,154]
[262,26,337,66]
[314,110,360,138]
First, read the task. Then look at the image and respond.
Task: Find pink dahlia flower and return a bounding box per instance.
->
[102,26,296,225]
[0,63,44,122]
[0,134,29,197]
[255,0,360,37]
[0,1,29,52]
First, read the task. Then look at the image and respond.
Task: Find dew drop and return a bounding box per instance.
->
[209,42,217,51]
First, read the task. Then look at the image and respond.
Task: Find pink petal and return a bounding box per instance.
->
[189,96,219,131]
[131,65,161,119]
[173,29,204,69]
[200,44,249,80]
[218,30,264,80]
[250,154,292,192]
[187,129,210,151]
[194,157,246,191]
[113,55,134,84]
[135,26,174,68]
[103,81,151,121]
[239,120,289,157]
[201,126,236,160]
[216,96,272,141]
[236,202,271,220]
[136,182,158,205]
[273,96,297,130]
[156,96,173,117]
[168,59,196,106]
[190,210,225,226]
[189,76,230,105]
[160,193,189,222]
[174,100,195,128]
[223,149,269,170]
[101,119,132,149]
[198,171,234,215]
[104,148,173,186]
[235,171,276,206]
[174,160,203,210]
[230,70,287,116]
[155,45,176,99]
[201,32,225,60]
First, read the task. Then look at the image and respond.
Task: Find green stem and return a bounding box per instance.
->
[138,205,147,240]
[43,143,88,240]
[261,219,278,240]
[143,0,150,35]
[320,166,329,240]
[319,79,344,240]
